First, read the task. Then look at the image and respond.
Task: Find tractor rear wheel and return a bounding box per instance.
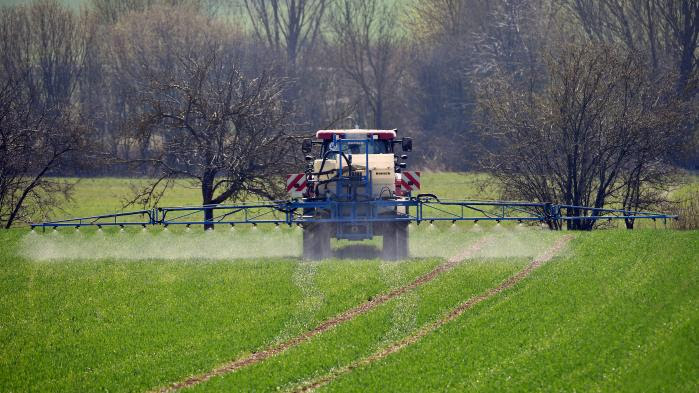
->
[382,222,408,260]
[303,223,332,260]
[302,224,315,260]
[382,225,396,260]
[395,222,408,259]
[317,224,331,259]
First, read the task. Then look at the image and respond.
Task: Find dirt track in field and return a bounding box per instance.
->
[291,235,573,393]
[152,236,492,393]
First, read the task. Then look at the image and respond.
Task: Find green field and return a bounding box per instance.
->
[1,175,697,392]
[47,173,496,218]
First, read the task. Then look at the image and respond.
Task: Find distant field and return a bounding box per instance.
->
[1,174,697,392]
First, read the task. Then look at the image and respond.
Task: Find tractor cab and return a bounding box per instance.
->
[316,129,395,156]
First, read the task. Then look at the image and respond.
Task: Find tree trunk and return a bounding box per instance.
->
[203,205,214,230]
[202,172,215,230]
[374,94,383,129]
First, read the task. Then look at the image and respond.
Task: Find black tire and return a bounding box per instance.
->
[382,223,397,260]
[317,223,332,259]
[395,222,408,259]
[302,224,317,260]
[303,223,332,260]
[382,222,409,261]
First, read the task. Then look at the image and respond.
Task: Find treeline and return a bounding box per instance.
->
[1,0,697,227]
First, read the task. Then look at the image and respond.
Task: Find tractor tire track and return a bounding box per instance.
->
[290,235,573,393]
[274,261,324,344]
[152,236,492,393]
[377,261,419,349]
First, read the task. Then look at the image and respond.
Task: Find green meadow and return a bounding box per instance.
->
[0,174,696,392]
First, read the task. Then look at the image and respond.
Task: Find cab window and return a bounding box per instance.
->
[327,139,390,154]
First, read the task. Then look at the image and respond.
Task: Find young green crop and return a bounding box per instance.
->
[321,230,699,392]
[186,252,538,392]
[0,228,442,392]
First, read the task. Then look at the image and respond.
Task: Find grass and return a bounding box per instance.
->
[1,229,300,391]
[420,172,499,201]
[1,175,697,392]
[0,228,442,391]
[48,173,490,219]
[188,247,537,392]
[321,230,699,392]
[60,178,202,218]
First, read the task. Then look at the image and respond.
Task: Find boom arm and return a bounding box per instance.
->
[31,199,677,230]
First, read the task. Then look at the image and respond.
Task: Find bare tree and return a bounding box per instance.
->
[657,0,699,99]
[329,0,408,129]
[477,43,684,230]
[242,0,335,134]
[561,0,699,97]
[89,0,222,24]
[0,1,91,228]
[404,0,477,169]
[410,0,473,40]
[111,6,294,229]
[560,0,699,169]
[243,0,327,69]
[467,0,570,101]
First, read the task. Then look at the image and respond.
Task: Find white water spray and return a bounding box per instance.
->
[22,224,303,261]
[21,217,564,262]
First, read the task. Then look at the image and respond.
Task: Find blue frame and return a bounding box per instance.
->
[30,199,677,231]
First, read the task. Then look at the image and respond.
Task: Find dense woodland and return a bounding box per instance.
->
[1,0,698,227]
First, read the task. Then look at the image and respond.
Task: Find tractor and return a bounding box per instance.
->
[288,129,418,260]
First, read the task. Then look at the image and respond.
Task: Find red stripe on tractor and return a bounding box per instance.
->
[394,180,404,196]
[286,173,304,192]
[400,179,413,191]
[403,171,420,189]
[295,180,307,191]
